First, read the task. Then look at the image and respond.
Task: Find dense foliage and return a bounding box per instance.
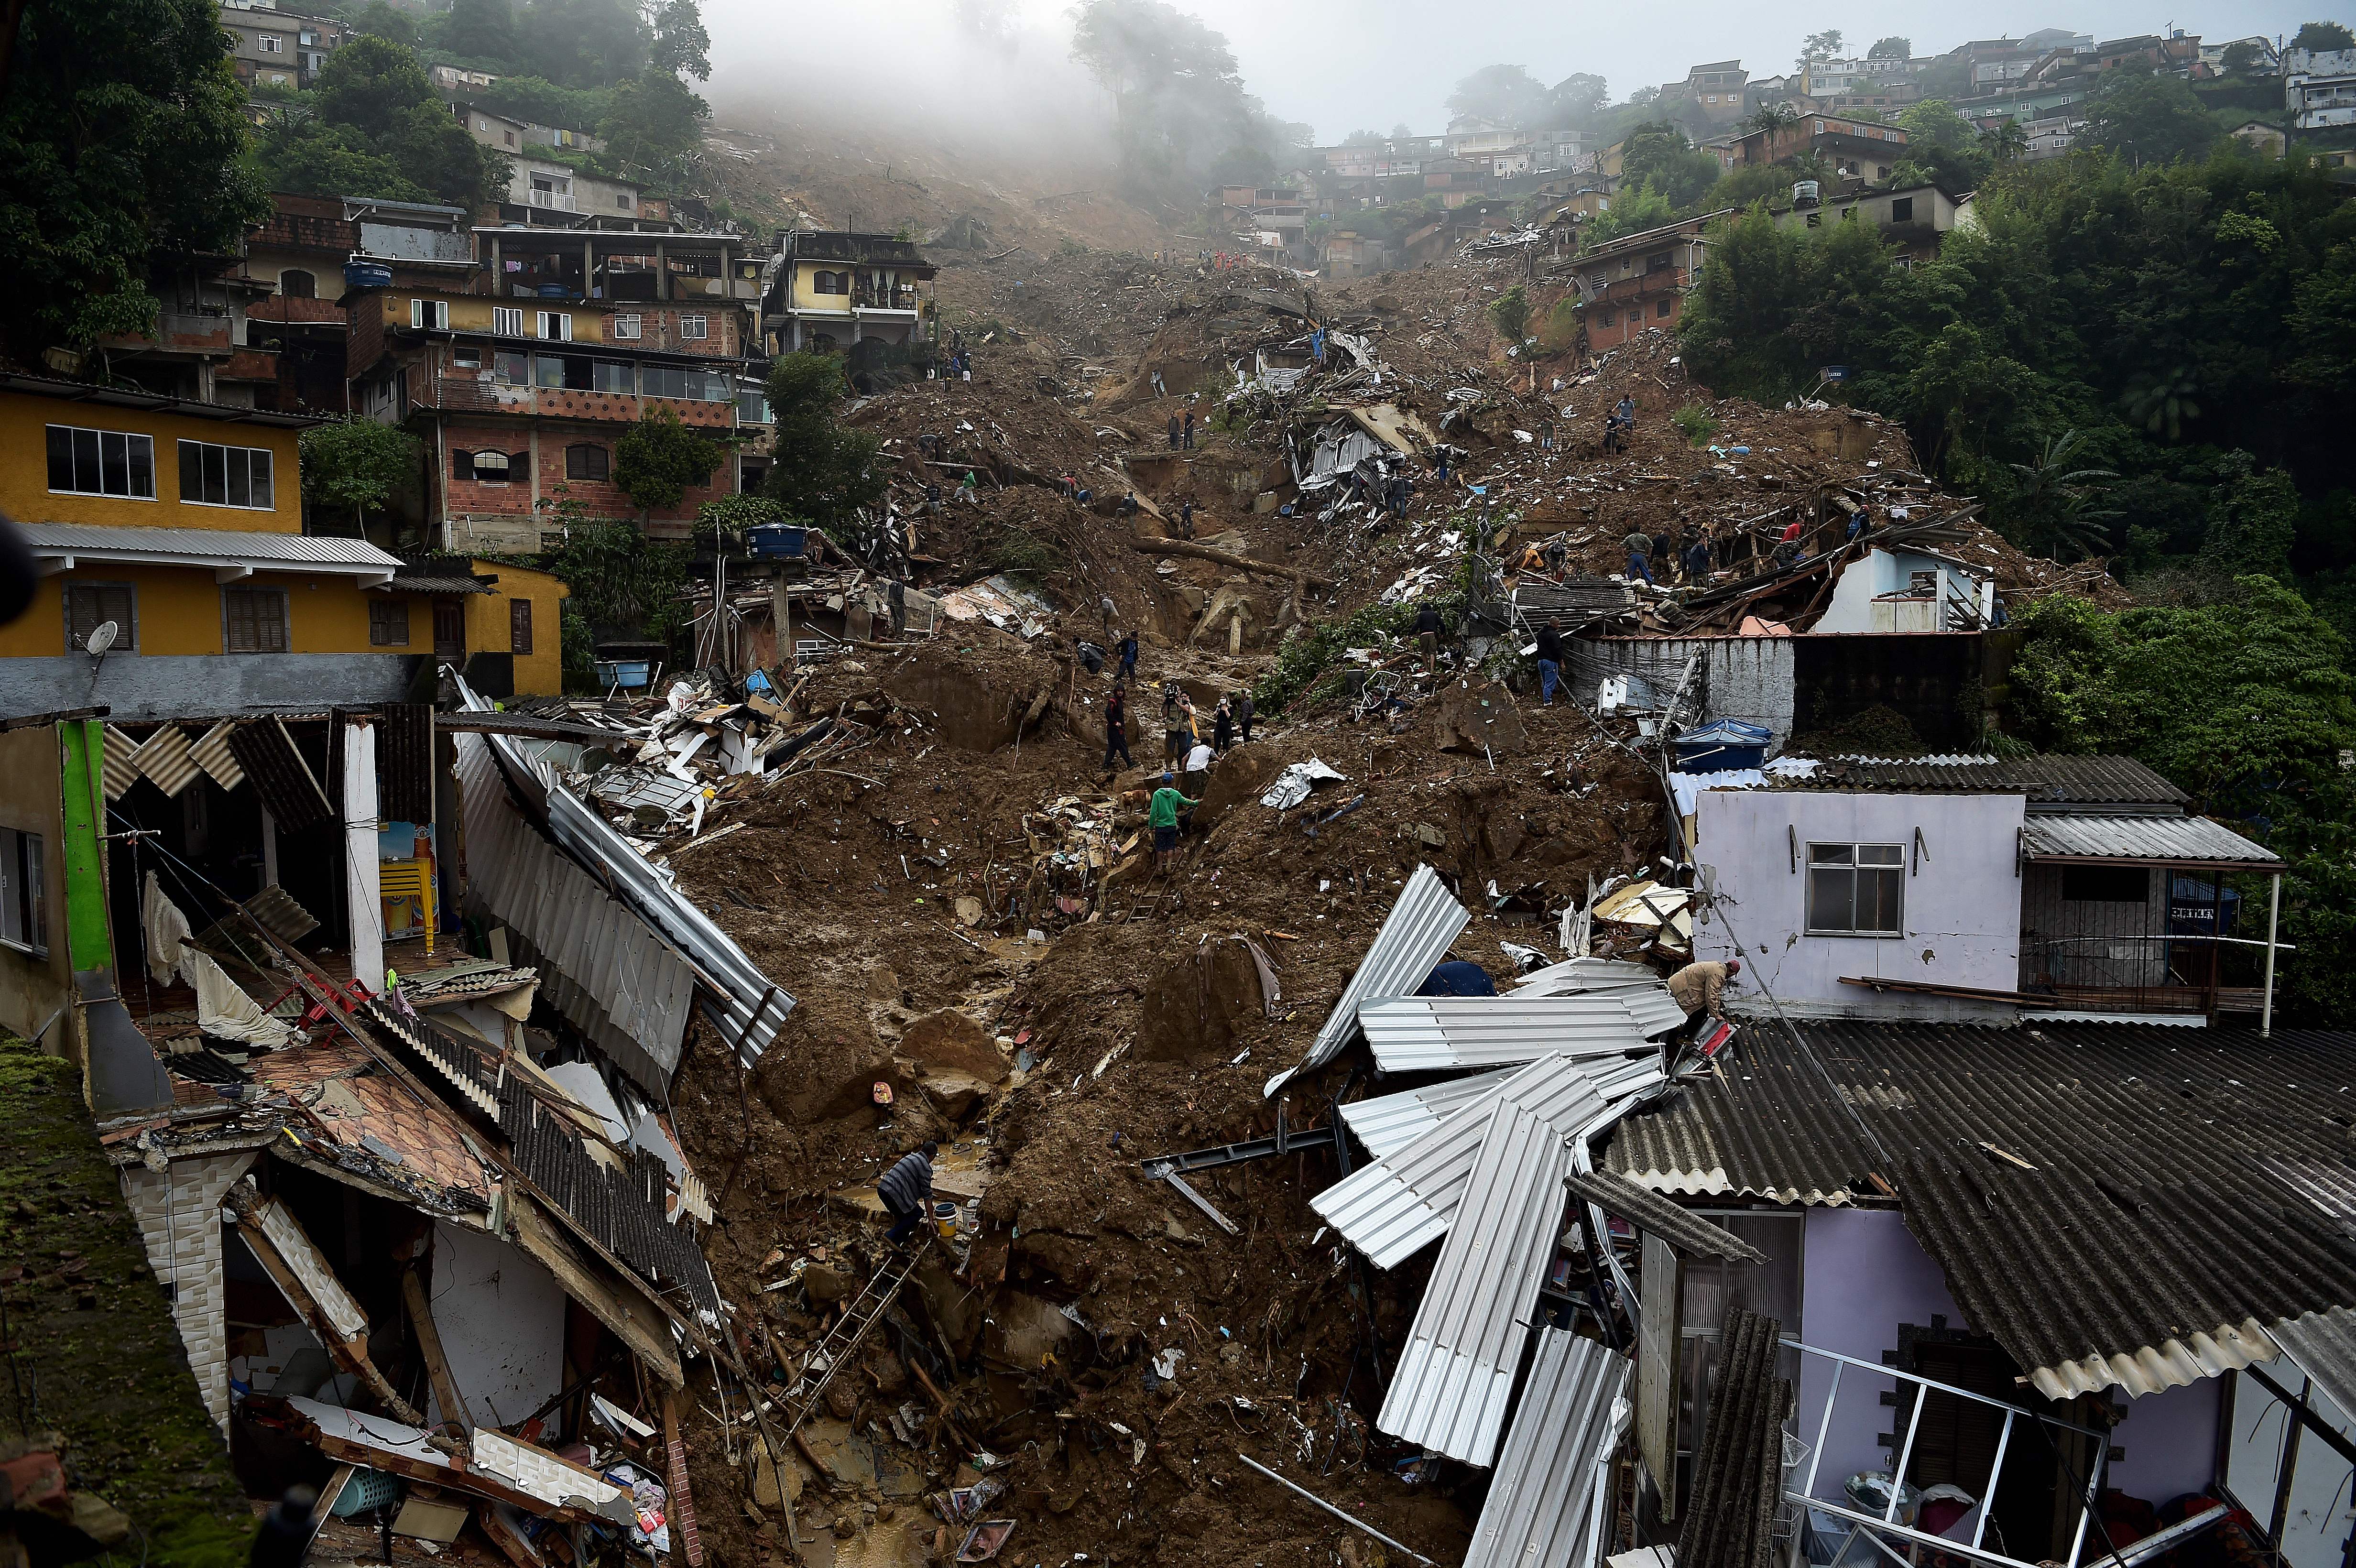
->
[247,35,508,209]
[299,418,423,532]
[1069,0,1304,197]
[612,406,723,517]
[760,353,888,534]
[1680,144,2355,585]
[2005,584,2356,1023]
[0,0,266,354]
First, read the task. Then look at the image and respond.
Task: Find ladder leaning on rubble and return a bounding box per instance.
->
[777,1244,924,1436]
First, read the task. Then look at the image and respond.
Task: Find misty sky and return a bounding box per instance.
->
[705,0,2319,147]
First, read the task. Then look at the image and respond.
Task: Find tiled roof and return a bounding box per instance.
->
[1604,1020,2356,1400]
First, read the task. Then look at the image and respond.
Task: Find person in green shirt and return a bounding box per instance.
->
[1148,772,1198,873]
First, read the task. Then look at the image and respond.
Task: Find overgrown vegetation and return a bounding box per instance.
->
[2003,582,2356,1023]
[1069,0,1311,201]
[1671,403,1721,446]
[1252,599,1424,715]
[245,35,509,210]
[762,352,887,529]
[299,417,423,537]
[545,516,689,646]
[1487,284,1532,344]
[612,405,723,521]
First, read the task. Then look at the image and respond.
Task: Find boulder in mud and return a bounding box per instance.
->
[898,1009,1007,1081]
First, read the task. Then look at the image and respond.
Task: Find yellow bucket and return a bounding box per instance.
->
[934,1201,959,1240]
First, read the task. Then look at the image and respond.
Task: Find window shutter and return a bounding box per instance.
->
[452,448,475,479]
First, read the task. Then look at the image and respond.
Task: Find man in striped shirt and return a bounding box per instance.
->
[877,1141,938,1247]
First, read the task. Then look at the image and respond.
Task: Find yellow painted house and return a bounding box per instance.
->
[0,374,426,720]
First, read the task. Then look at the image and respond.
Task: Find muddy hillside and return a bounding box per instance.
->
[647,239,2110,1568]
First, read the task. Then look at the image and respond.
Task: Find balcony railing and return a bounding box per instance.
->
[851,285,924,312]
[410,376,734,425]
[527,189,578,212]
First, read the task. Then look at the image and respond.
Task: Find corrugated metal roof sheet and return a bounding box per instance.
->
[1566,1169,1767,1262]
[188,722,245,791]
[1317,1055,1661,1268]
[18,521,402,571]
[1773,754,2187,806]
[100,724,142,800]
[2268,1307,2356,1424]
[2021,812,2278,866]
[1463,1331,1630,1568]
[227,717,334,832]
[1341,1070,1513,1161]
[1605,1021,2356,1402]
[1514,957,1665,995]
[454,730,696,1094]
[131,723,200,796]
[1266,863,1468,1097]
[454,671,790,1068]
[1359,994,1669,1072]
[1376,1059,1613,1465]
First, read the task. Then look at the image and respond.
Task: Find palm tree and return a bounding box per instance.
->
[2007,430,2121,560]
[2123,368,2201,441]
[1747,103,1800,140]
[1979,117,2029,164]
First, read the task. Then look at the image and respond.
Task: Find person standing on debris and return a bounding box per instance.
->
[1183,409,1197,449]
[1117,630,1139,682]
[1150,773,1198,873]
[1623,529,1656,587]
[1163,686,1189,763]
[1389,473,1410,521]
[1539,418,1555,452]
[1167,414,1182,451]
[1535,617,1566,705]
[888,576,907,634]
[1104,683,1134,772]
[1235,686,1254,743]
[1212,697,1235,754]
[877,1140,939,1247]
[1100,593,1118,634]
[1616,393,1636,428]
[1415,601,1444,667]
[1179,498,1196,540]
[1684,530,1714,583]
[1667,958,1741,1027]
[959,470,980,504]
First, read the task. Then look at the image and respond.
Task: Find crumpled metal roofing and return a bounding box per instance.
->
[1514,957,1664,995]
[1773,754,2186,806]
[1463,1331,1630,1568]
[2267,1307,2356,1424]
[1265,863,1467,1098]
[1604,1020,2356,1402]
[1376,1058,1616,1465]
[1318,1055,1662,1267]
[1340,1070,1513,1161]
[1566,1169,1767,1262]
[1359,991,1681,1072]
[453,671,789,1067]
[2021,812,2278,867]
[453,729,696,1094]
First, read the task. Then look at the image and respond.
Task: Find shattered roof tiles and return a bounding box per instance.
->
[1604,1021,2356,1400]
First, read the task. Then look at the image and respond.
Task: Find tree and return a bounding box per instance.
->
[517,0,648,88]
[1488,284,1531,342]
[249,121,422,203]
[546,516,687,639]
[1583,185,1673,245]
[1616,123,1721,208]
[1343,129,1385,145]
[1070,0,1258,191]
[598,67,708,174]
[1747,103,1800,137]
[2219,40,2266,75]
[385,101,510,210]
[647,0,710,80]
[300,418,422,535]
[1979,117,2029,163]
[1547,74,1610,128]
[316,35,436,140]
[446,0,518,63]
[1391,121,1412,139]
[762,352,886,529]
[1869,36,1912,60]
[612,405,722,520]
[1799,29,1843,67]
[1446,64,1551,128]
[2001,430,2120,559]
[2291,21,2355,52]
[2079,66,2221,168]
[357,1,418,45]
[0,0,265,355]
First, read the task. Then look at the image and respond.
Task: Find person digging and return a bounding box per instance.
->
[877,1140,939,1250]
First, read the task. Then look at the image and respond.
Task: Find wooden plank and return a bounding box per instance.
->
[227,1183,425,1426]
[402,1265,473,1432]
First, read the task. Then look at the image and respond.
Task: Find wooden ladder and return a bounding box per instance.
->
[778,1244,922,1436]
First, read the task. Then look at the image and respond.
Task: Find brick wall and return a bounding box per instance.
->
[120,1152,257,1433]
[435,417,737,530]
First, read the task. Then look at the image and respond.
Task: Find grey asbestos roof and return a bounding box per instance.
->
[1603,1020,2356,1401]
[1776,753,2187,806]
[2021,811,2278,867]
[1566,1169,1767,1262]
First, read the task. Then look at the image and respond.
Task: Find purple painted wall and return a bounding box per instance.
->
[2110,1378,2221,1507]
[1797,1208,1972,1502]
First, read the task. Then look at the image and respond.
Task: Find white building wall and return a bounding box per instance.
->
[1813,546,1991,634]
[120,1151,257,1433]
[1691,788,2024,1018]
[427,1221,568,1435]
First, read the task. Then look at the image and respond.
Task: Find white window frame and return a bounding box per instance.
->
[0,828,47,958]
[177,439,277,511]
[1805,841,1907,936]
[678,314,709,340]
[411,298,450,330]
[259,32,284,52]
[611,313,642,340]
[536,310,572,341]
[46,425,157,500]
[493,305,524,337]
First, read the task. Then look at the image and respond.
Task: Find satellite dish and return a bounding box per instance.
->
[85,620,118,656]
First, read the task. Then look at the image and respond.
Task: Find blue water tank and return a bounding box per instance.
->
[749,524,808,559]
[536,283,570,298]
[344,259,393,290]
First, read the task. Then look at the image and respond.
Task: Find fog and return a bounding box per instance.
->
[703,0,2311,152]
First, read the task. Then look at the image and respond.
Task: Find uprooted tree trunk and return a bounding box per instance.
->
[1125,535,1332,590]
